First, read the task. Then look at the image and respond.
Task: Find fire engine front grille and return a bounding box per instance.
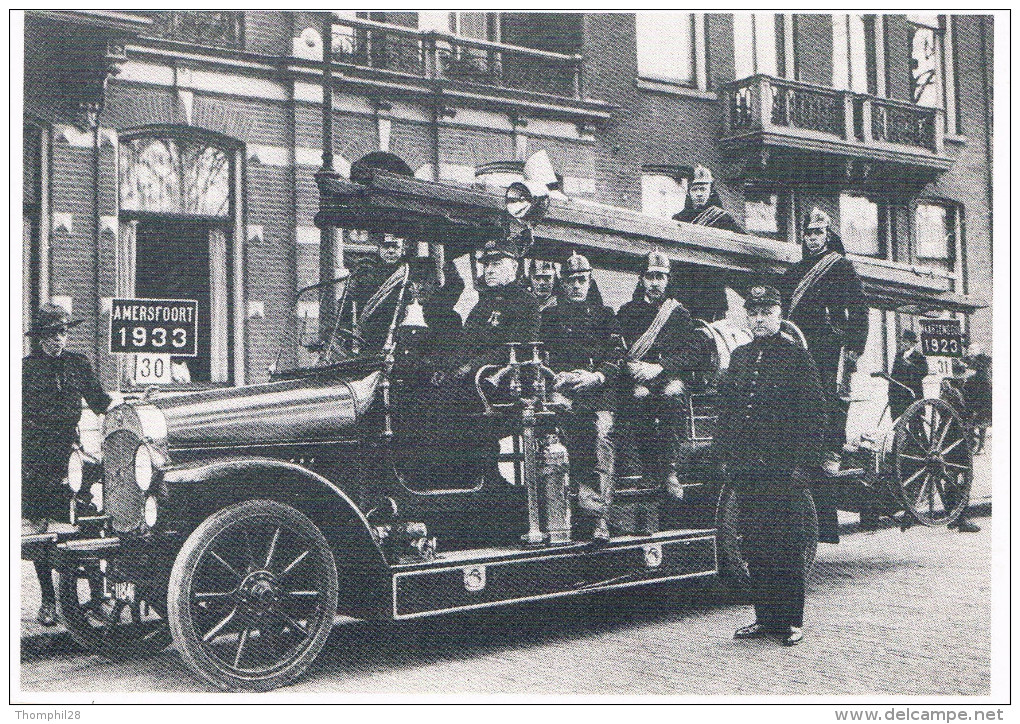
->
[102,429,145,533]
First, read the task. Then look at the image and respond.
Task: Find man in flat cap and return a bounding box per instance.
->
[671,165,743,322]
[616,251,709,505]
[888,329,928,422]
[779,207,868,543]
[23,303,112,626]
[540,251,623,541]
[716,286,827,647]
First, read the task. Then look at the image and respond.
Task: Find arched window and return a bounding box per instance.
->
[118,132,239,386]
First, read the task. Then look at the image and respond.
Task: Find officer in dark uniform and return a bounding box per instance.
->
[715,286,827,646]
[342,234,410,350]
[422,238,540,486]
[23,303,112,626]
[540,251,622,541]
[671,165,743,322]
[616,251,709,500]
[779,207,868,543]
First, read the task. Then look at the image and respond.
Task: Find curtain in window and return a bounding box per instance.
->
[636,13,694,85]
[117,220,138,298]
[733,13,777,79]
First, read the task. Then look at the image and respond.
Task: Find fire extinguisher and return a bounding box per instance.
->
[541,431,571,544]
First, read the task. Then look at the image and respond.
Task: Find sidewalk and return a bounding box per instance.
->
[20,441,995,645]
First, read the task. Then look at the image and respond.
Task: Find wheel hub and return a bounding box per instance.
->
[239,571,280,616]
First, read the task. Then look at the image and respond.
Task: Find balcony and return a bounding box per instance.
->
[303,16,610,122]
[720,75,953,183]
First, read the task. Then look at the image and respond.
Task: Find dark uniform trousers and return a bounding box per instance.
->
[733,467,806,630]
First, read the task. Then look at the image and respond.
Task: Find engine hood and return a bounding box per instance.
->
[105,370,380,450]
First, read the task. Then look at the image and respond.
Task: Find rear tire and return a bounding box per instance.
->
[166,500,338,691]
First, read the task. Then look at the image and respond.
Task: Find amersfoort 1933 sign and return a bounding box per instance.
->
[109,298,198,357]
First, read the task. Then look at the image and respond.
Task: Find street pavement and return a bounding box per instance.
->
[18,446,993,696]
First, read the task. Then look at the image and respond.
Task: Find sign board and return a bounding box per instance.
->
[918,318,963,358]
[133,354,174,384]
[110,298,198,357]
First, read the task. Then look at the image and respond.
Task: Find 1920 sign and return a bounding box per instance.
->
[110,298,198,357]
[919,318,963,358]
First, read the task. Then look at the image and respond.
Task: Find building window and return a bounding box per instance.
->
[744,186,791,241]
[143,11,244,49]
[832,14,878,94]
[119,134,237,385]
[839,194,881,257]
[419,12,499,41]
[913,201,958,274]
[641,170,688,219]
[636,13,696,86]
[733,13,777,79]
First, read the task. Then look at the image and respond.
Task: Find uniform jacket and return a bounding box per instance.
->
[23,351,111,433]
[539,297,621,379]
[715,332,828,476]
[779,252,869,369]
[344,256,464,352]
[461,281,540,371]
[672,191,745,234]
[616,294,707,377]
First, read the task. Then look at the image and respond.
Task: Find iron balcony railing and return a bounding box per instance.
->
[723,75,944,154]
[328,16,584,99]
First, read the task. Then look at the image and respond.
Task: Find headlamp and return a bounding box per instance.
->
[134,444,154,492]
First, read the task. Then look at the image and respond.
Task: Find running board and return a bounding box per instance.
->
[390,529,717,619]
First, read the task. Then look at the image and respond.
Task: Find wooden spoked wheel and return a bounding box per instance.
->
[167,500,339,691]
[892,398,972,527]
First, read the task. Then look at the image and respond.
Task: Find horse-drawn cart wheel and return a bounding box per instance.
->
[166,500,339,691]
[892,398,972,527]
[715,484,819,596]
[56,560,172,658]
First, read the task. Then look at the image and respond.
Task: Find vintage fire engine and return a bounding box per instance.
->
[20,165,975,691]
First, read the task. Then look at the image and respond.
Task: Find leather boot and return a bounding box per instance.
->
[664,404,687,500]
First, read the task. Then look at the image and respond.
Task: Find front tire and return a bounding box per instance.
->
[166,500,338,691]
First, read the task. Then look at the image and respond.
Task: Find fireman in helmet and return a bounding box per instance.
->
[671,165,743,322]
[540,251,622,542]
[616,251,710,506]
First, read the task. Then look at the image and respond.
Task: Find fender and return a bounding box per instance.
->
[162,457,391,619]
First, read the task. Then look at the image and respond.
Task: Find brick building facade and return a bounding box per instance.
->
[22,12,992,422]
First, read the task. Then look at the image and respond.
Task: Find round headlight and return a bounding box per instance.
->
[134,445,153,492]
[144,496,158,527]
[90,483,104,512]
[67,450,84,492]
